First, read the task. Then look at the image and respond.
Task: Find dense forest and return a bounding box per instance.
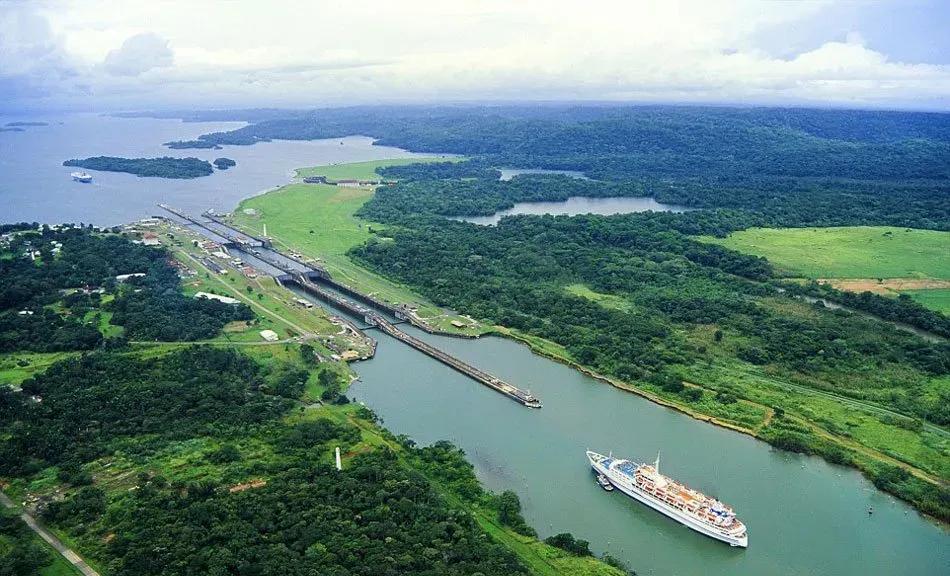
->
[0,227,252,350]
[352,213,948,419]
[63,156,214,178]
[159,105,949,229]
[0,347,562,576]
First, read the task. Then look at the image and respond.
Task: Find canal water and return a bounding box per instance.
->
[453,196,691,226]
[3,113,947,575]
[347,326,949,576]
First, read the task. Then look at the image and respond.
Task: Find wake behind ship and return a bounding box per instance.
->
[587,450,748,547]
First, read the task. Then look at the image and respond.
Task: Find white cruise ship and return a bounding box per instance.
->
[71,171,93,183]
[587,450,748,547]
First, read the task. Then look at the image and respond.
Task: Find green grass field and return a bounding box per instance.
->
[701,226,950,313]
[701,226,949,279]
[231,159,483,330]
[902,288,950,315]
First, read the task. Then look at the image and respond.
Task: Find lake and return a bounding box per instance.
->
[452,195,691,226]
[0,113,433,226]
[3,113,947,576]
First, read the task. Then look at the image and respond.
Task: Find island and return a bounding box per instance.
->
[0,127,25,133]
[213,157,236,170]
[5,121,48,127]
[62,156,214,179]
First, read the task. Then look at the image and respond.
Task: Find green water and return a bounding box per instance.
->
[349,326,949,576]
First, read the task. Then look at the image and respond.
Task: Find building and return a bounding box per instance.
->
[142,232,160,246]
[194,292,240,305]
[259,329,279,342]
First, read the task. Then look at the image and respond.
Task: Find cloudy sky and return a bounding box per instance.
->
[2,0,948,112]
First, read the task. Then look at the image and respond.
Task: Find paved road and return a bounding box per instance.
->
[0,491,100,576]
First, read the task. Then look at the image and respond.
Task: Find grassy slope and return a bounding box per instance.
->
[700,226,949,279]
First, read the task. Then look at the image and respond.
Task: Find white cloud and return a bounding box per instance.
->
[3,0,948,111]
[101,32,173,76]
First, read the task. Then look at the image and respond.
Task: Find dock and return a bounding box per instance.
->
[157,204,542,409]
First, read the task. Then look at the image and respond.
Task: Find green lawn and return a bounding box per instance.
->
[700,226,949,279]
[564,283,633,312]
[0,352,75,387]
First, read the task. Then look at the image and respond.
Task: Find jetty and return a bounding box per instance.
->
[289,274,542,408]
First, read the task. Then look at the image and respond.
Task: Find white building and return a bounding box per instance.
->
[259,329,279,342]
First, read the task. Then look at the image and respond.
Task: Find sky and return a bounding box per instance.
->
[1,0,948,113]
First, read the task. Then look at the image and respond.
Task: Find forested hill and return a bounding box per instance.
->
[158,105,949,229]
[162,105,950,179]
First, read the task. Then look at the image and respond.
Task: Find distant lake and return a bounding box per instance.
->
[452,195,691,226]
[499,168,589,181]
[0,113,434,226]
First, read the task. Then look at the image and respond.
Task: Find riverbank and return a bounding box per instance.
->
[494,326,949,524]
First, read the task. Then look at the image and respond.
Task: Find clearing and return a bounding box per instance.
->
[701,226,950,312]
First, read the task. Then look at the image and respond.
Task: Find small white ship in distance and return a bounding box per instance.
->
[587,450,748,547]
[71,171,93,183]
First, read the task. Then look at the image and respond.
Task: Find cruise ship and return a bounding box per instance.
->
[587,450,748,547]
[71,171,93,183]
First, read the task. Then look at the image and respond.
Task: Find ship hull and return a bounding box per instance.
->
[589,452,748,548]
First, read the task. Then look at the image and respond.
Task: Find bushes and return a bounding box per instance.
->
[544,532,593,557]
[0,347,291,475]
[497,490,536,537]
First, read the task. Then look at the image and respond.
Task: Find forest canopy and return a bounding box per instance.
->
[63,156,214,179]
